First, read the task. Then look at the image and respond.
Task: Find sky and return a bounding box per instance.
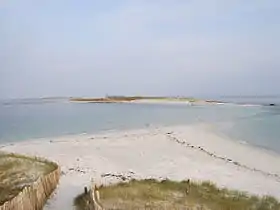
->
[0,0,280,99]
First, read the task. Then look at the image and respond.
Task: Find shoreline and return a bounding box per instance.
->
[2,125,280,209]
[1,96,277,107]
[69,96,271,106]
[1,122,278,157]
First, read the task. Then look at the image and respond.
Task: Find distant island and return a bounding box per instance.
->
[69,96,224,105]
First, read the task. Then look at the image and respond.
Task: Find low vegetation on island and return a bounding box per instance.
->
[69,96,200,103]
[74,179,280,210]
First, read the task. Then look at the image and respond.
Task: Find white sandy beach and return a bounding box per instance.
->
[128,99,193,105]
[2,124,280,210]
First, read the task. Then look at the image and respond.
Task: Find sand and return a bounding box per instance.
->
[1,124,280,210]
[128,99,192,105]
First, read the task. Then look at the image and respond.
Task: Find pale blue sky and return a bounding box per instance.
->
[0,0,279,98]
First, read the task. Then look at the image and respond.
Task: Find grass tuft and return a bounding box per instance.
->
[0,152,58,205]
[74,179,280,210]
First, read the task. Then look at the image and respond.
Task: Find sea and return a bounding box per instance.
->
[0,97,280,154]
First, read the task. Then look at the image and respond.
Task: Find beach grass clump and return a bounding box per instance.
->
[0,152,58,205]
[74,190,91,210]
[74,179,280,210]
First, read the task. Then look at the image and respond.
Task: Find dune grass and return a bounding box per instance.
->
[75,179,280,210]
[0,152,57,205]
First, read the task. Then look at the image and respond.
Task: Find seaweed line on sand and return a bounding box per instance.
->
[166,132,280,182]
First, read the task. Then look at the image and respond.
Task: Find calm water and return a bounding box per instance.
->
[0,98,280,153]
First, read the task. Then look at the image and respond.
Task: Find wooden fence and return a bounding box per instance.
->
[0,159,60,210]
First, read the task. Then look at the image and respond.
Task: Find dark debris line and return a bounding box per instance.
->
[166,133,280,182]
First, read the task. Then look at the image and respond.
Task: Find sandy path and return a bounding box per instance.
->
[2,125,280,210]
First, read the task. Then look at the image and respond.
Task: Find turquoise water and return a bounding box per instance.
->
[0,99,280,153]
